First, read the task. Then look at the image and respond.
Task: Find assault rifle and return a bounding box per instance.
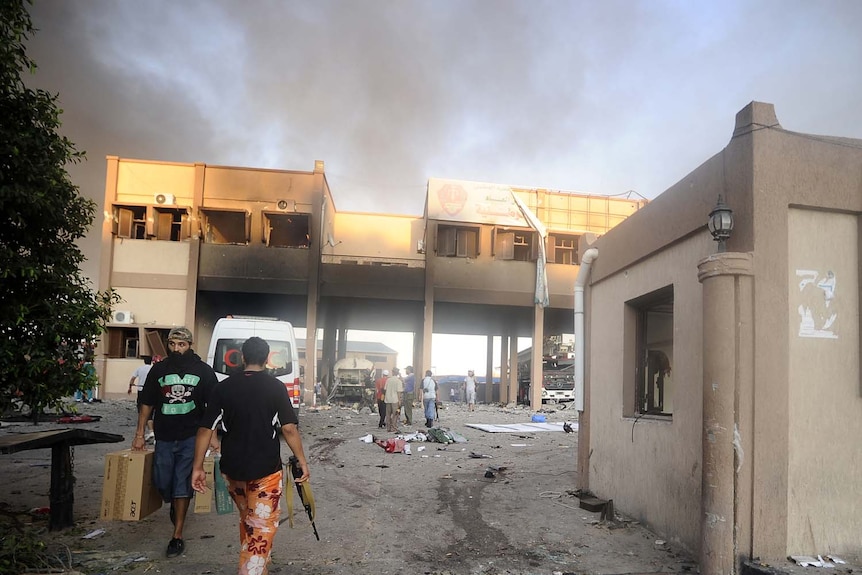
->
[288,455,319,540]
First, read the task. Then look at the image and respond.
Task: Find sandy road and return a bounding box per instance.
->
[0,398,697,575]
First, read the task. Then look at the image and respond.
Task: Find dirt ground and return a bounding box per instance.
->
[0,397,702,575]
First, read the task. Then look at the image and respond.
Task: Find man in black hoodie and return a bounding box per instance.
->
[132,326,218,559]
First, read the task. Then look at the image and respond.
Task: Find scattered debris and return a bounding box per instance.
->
[466,422,572,433]
[374,438,407,453]
[426,427,457,444]
[57,414,101,424]
[82,528,105,539]
[790,555,846,568]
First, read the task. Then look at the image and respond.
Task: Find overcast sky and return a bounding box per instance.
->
[23,0,862,371]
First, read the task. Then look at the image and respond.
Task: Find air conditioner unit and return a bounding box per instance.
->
[154,193,176,205]
[112,310,134,324]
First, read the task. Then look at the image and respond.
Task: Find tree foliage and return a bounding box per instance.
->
[0,0,118,419]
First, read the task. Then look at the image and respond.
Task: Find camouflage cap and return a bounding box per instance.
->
[168,327,193,343]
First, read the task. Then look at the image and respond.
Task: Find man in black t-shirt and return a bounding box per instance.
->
[132,326,218,559]
[192,336,310,575]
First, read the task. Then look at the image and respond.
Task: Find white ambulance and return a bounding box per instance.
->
[206,316,302,409]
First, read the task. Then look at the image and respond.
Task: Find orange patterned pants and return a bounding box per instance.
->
[226,469,283,575]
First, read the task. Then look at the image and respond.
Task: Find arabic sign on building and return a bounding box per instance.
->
[427,178,529,227]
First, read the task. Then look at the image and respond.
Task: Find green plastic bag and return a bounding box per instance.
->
[214,457,235,515]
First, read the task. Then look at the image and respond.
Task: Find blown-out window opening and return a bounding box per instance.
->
[263,212,311,248]
[626,285,674,418]
[201,208,250,245]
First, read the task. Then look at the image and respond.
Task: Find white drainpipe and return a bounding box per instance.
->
[574,248,598,412]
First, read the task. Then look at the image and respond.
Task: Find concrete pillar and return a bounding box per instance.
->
[413,329,424,385]
[336,327,347,361]
[305,317,317,396]
[322,319,337,388]
[485,335,495,403]
[422,262,435,380]
[500,331,509,404]
[698,252,755,575]
[509,334,518,405]
[94,157,120,396]
[530,304,544,410]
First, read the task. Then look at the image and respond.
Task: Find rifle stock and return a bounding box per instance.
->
[288,455,319,540]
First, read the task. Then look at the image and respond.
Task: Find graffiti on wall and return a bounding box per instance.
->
[796,269,837,339]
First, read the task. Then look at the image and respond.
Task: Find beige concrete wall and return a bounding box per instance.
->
[114,287,187,326]
[103,358,144,395]
[110,239,190,325]
[748,119,862,560]
[329,212,425,262]
[112,238,191,276]
[202,165,318,208]
[116,160,196,205]
[587,232,711,551]
[786,208,861,554]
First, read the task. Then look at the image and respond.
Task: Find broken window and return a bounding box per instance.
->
[106,327,141,358]
[493,228,537,261]
[154,207,190,241]
[436,225,479,258]
[114,205,147,239]
[628,286,674,416]
[264,213,311,248]
[201,209,249,245]
[143,328,169,358]
[548,233,580,265]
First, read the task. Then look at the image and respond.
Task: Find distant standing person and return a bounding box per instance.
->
[375,370,389,429]
[384,367,403,433]
[128,355,158,442]
[419,370,438,428]
[402,366,415,425]
[132,327,218,559]
[464,370,477,412]
[192,337,310,575]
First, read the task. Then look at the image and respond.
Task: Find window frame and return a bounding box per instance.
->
[262,212,311,248]
[547,232,581,265]
[113,204,148,240]
[200,208,250,245]
[625,285,674,418]
[493,227,538,261]
[436,224,480,258]
[154,206,191,241]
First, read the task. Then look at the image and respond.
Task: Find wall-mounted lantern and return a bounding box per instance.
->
[707,195,734,253]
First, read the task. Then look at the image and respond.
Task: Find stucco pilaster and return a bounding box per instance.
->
[698,252,754,575]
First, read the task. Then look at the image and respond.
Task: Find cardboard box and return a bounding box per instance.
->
[100,449,163,521]
[193,456,215,514]
[194,456,235,515]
